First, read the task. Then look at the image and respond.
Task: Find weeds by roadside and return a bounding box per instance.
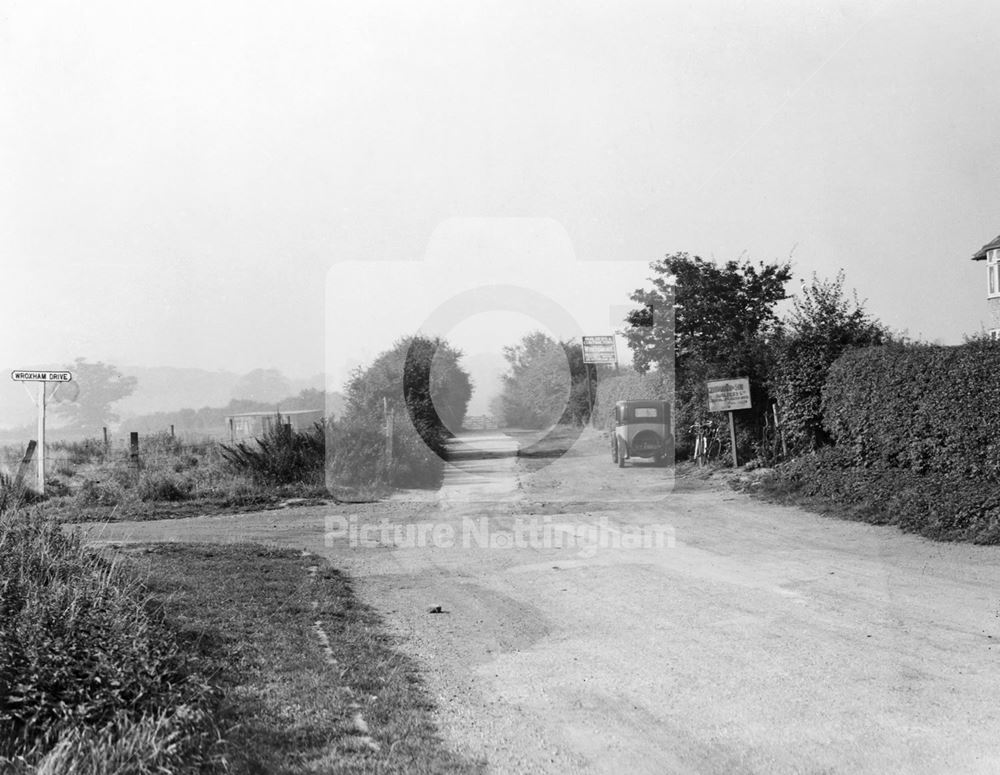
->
[0,509,226,773]
[3,427,332,523]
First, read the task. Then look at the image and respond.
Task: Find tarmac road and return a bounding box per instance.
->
[80,429,1000,774]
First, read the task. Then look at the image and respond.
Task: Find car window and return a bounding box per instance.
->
[633,407,658,418]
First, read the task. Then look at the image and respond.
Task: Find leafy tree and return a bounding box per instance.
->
[496,332,584,429]
[330,336,471,488]
[55,358,137,433]
[623,253,793,459]
[559,340,597,426]
[624,252,792,373]
[771,271,889,452]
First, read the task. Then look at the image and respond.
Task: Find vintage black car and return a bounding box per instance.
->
[610,399,671,467]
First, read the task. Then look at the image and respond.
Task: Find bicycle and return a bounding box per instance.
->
[759,408,782,465]
[690,420,723,466]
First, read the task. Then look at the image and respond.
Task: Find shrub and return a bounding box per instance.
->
[327,336,470,492]
[75,477,129,508]
[327,410,445,491]
[769,272,888,453]
[136,472,192,502]
[753,447,1000,543]
[220,420,325,486]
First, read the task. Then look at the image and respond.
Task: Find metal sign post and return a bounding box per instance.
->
[11,370,73,495]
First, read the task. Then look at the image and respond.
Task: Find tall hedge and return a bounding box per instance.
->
[822,342,1000,479]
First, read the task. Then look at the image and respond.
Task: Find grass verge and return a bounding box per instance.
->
[131,542,486,774]
[732,447,1000,544]
[0,511,227,774]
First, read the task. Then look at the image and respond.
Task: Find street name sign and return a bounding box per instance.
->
[582,335,617,365]
[707,377,752,412]
[11,370,73,382]
[11,370,73,496]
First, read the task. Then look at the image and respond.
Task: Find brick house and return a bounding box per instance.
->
[971,233,1000,338]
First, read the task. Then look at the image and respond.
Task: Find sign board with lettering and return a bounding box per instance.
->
[11,371,73,382]
[10,370,73,496]
[582,335,617,365]
[707,377,751,412]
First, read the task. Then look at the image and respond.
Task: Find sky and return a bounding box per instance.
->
[3,0,999,402]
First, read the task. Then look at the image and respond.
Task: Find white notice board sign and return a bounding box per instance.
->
[707,377,751,412]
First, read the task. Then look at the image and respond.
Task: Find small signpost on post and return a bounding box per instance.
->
[706,377,751,467]
[11,370,73,495]
[582,335,618,422]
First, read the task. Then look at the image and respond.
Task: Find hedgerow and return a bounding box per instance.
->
[749,340,1000,543]
[821,341,1000,478]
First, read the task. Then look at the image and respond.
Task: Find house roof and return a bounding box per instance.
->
[972,234,1000,260]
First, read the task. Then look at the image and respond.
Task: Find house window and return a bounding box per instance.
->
[989,250,1000,298]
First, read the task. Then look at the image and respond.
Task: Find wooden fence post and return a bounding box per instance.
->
[130,432,140,467]
[15,440,37,491]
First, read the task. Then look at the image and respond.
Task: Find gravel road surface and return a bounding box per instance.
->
[79,430,1000,774]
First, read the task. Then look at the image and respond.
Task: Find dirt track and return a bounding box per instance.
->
[80,430,1000,774]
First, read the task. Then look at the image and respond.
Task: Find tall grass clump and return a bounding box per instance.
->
[0,472,29,515]
[220,419,325,486]
[0,509,225,771]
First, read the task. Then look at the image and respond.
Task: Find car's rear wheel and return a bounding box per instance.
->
[618,446,626,468]
[611,437,618,463]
